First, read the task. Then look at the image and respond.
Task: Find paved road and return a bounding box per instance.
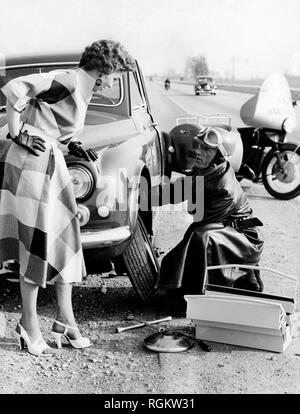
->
[148,80,300,143]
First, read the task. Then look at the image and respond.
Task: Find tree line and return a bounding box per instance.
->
[184,55,209,79]
[162,54,210,80]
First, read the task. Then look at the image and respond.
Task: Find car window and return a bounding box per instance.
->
[129,71,145,110]
[196,77,214,83]
[0,64,123,109]
[90,77,122,106]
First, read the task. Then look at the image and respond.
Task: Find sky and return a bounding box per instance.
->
[0,0,300,79]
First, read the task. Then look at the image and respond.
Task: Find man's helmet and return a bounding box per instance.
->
[168,123,201,172]
[168,123,241,173]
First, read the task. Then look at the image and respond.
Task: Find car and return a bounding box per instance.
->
[0,52,172,303]
[194,75,217,96]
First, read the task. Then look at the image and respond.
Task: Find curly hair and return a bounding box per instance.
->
[79,40,136,74]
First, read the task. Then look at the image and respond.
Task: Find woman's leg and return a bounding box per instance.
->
[53,281,81,339]
[19,277,41,342]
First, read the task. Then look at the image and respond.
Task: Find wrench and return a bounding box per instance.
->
[116,316,172,333]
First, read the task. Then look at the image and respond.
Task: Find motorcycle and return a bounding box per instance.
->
[164,79,170,91]
[236,73,300,200]
[236,124,300,200]
[166,74,300,200]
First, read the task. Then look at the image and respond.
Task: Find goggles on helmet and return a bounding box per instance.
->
[194,126,229,159]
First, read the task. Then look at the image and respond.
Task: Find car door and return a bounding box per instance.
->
[131,66,163,186]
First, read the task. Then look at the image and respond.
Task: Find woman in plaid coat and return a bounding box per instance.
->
[0,40,135,355]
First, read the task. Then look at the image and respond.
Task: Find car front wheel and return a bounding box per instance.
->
[122,215,159,303]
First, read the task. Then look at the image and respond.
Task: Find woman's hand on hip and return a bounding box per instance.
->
[7,130,46,156]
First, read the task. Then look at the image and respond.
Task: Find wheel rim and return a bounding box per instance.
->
[143,236,159,274]
[265,150,300,194]
[275,161,296,183]
[139,220,159,274]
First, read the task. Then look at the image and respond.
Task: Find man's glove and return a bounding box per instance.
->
[7,130,46,156]
[68,141,98,162]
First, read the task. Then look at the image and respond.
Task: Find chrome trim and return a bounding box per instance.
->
[81,225,131,248]
[77,204,91,227]
[68,165,94,201]
[130,71,147,111]
[0,62,78,70]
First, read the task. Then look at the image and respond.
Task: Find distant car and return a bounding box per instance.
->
[194,76,217,95]
[0,52,172,302]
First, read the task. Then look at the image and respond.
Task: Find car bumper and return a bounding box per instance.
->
[81,226,132,249]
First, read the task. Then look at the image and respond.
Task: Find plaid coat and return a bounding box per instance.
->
[0,68,95,286]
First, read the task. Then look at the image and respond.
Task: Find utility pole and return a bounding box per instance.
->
[231,57,248,81]
[231,57,236,81]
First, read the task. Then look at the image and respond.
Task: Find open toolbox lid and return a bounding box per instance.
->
[203,264,297,313]
[184,264,297,315]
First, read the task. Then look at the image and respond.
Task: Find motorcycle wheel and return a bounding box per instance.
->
[262,143,300,200]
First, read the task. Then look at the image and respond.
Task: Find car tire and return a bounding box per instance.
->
[122,215,159,303]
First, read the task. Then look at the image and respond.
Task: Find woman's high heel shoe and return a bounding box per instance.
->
[51,320,91,349]
[16,323,53,357]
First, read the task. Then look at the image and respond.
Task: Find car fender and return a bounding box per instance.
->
[99,158,151,237]
[130,163,153,231]
[94,135,152,231]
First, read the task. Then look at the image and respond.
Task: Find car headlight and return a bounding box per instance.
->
[68,165,94,200]
[77,204,91,226]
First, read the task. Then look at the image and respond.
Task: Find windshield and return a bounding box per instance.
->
[0,64,123,109]
[197,76,213,83]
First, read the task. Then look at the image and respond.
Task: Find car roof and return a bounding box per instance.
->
[0,51,81,68]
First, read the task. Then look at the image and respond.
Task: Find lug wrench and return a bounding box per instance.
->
[116,316,172,333]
